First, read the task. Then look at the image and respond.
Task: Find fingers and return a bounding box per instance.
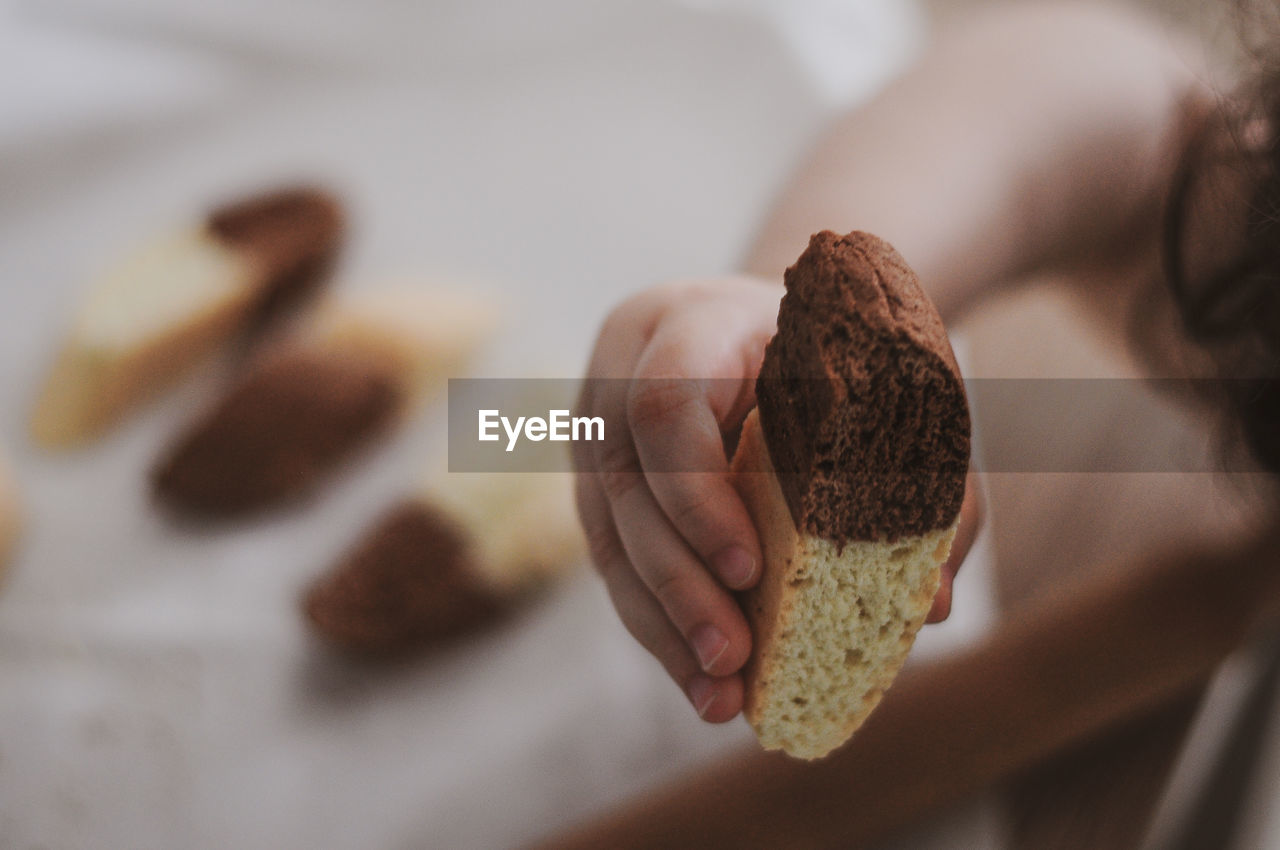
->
[590,376,754,678]
[571,279,781,720]
[575,472,744,721]
[624,301,770,592]
[927,473,984,622]
[627,378,761,590]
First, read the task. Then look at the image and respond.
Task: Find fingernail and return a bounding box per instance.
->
[690,623,729,672]
[687,674,716,718]
[712,546,756,588]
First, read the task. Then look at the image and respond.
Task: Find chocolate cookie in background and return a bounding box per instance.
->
[206,187,346,325]
[305,472,583,655]
[30,186,345,449]
[151,288,499,519]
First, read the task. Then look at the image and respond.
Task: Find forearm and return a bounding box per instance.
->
[742,3,1209,322]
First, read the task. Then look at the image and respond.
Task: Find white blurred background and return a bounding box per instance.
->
[0,2,923,848]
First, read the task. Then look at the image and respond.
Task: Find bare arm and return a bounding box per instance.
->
[745,3,1209,319]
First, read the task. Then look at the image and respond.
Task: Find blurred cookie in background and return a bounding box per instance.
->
[302,286,502,398]
[304,472,583,655]
[30,186,344,449]
[151,287,498,519]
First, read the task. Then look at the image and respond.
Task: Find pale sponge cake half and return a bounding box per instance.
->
[31,187,343,448]
[733,411,955,759]
[731,230,970,760]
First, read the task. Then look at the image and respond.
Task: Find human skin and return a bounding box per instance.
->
[575,2,1214,722]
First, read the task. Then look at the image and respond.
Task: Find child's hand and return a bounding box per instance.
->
[574,278,981,723]
[573,277,779,722]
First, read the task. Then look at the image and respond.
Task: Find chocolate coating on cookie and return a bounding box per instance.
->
[152,349,401,518]
[304,501,505,653]
[755,231,970,545]
[208,186,344,318]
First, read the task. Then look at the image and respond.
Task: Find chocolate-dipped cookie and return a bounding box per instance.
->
[31,187,343,448]
[304,473,582,654]
[732,230,970,759]
[151,288,497,519]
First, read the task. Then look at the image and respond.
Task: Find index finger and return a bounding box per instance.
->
[627,310,769,591]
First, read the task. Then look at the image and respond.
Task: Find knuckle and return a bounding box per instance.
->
[597,306,632,345]
[618,615,652,653]
[600,469,642,503]
[627,379,701,434]
[614,605,658,653]
[600,288,666,338]
[597,442,643,502]
[611,599,669,665]
[650,568,693,609]
[601,577,699,683]
[666,487,720,538]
